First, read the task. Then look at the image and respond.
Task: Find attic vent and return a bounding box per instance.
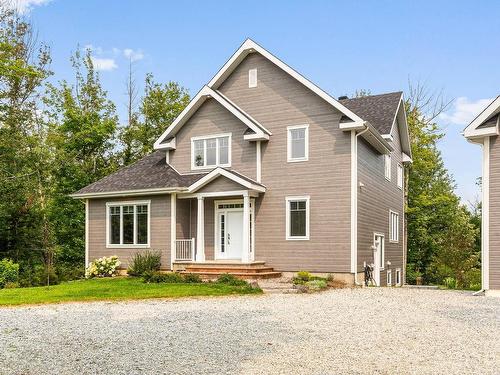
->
[338,95,348,100]
[248,68,257,88]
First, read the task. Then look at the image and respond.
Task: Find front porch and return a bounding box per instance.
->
[168,168,280,278]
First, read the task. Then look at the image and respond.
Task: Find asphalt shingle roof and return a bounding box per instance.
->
[73,151,205,195]
[340,91,403,134]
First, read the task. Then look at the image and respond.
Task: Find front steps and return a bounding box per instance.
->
[177,261,282,280]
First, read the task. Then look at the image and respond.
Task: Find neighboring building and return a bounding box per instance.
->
[464,96,500,296]
[72,39,412,285]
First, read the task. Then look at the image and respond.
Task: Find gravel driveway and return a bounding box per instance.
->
[0,288,498,375]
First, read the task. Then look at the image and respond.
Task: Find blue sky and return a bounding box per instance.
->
[18,0,500,204]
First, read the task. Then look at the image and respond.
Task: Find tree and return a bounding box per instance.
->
[405,83,480,285]
[45,48,119,267]
[0,8,52,269]
[120,73,189,163]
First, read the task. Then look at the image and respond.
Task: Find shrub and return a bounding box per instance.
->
[183,273,202,283]
[406,264,423,285]
[293,271,316,285]
[56,264,85,282]
[443,277,457,289]
[306,279,328,291]
[216,273,248,286]
[86,256,121,278]
[0,259,19,288]
[127,250,161,276]
[142,271,184,283]
[464,268,481,290]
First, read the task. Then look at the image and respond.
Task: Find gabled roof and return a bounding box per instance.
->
[207,39,364,127]
[154,86,270,149]
[463,96,500,140]
[187,167,266,193]
[71,151,204,198]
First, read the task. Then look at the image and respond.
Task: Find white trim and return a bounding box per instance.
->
[242,194,251,262]
[154,85,270,149]
[71,187,185,199]
[285,195,310,240]
[248,68,257,88]
[374,232,385,272]
[179,190,260,199]
[190,133,232,170]
[243,133,269,141]
[256,140,262,183]
[351,130,358,273]
[105,200,151,248]
[208,39,365,126]
[287,124,309,162]
[482,137,490,290]
[389,210,400,243]
[387,269,392,286]
[397,163,404,190]
[187,167,266,193]
[170,193,176,270]
[464,96,500,139]
[85,199,89,268]
[402,153,413,163]
[161,137,176,150]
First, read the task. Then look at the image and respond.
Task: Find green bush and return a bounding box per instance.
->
[55,263,85,282]
[183,273,202,283]
[405,264,423,285]
[216,273,248,286]
[18,264,60,287]
[86,256,121,278]
[142,271,185,283]
[0,259,19,288]
[443,277,457,289]
[3,282,19,289]
[306,279,328,290]
[127,250,161,276]
[464,268,481,290]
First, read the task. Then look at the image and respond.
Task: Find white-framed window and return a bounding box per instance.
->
[191,133,231,170]
[287,125,309,162]
[397,163,404,189]
[285,196,310,240]
[395,268,401,286]
[384,154,391,180]
[106,201,150,248]
[390,210,399,243]
[387,269,392,286]
[248,68,257,88]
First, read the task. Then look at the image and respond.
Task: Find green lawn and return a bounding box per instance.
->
[0,277,261,306]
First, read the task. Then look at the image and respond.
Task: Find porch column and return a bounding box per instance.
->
[242,192,251,263]
[196,196,205,262]
[170,193,176,270]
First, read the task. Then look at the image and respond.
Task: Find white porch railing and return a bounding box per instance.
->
[175,238,195,261]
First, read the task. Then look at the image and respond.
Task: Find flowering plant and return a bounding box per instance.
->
[85,256,121,278]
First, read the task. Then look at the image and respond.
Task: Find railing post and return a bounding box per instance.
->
[191,237,195,261]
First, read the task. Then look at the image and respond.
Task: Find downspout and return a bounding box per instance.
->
[351,125,369,286]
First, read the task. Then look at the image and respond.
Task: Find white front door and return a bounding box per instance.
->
[225,211,243,259]
[373,234,384,286]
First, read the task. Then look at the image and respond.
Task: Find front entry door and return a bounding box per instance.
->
[373,234,384,286]
[225,211,243,259]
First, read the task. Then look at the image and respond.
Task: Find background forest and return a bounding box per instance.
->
[0,9,481,289]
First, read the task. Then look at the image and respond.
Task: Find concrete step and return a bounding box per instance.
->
[180,270,282,280]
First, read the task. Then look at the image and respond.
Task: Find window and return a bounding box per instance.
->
[395,268,401,286]
[286,196,310,240]
[397,164,404,189]
[191,134,231,169]
[248,68,257,88]
[387,270,392,286]
[384,154,391,180]
[390,211,399,243]
[107,201,150,247]
[287,125,309,162]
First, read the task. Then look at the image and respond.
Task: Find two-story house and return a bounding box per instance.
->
[72,39,412,286]
[464,96,500,296]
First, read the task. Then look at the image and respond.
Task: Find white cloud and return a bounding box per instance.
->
[3,0,52,14]
[439,97,494,125]
[90,57,118,71]
[123,48,144,62]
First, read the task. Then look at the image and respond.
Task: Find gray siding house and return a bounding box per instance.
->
[464,96,500,296]
[72,39,412,286]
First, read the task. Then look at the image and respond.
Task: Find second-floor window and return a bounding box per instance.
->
[287,124,309,162]
[397,164,404,189]
[384,154,391,180]
[390,210,399,243]
[191,134,231,169]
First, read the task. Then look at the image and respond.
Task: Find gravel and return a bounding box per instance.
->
[0,288,498,375]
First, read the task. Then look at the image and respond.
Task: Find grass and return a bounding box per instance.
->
[0,277,262,307]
